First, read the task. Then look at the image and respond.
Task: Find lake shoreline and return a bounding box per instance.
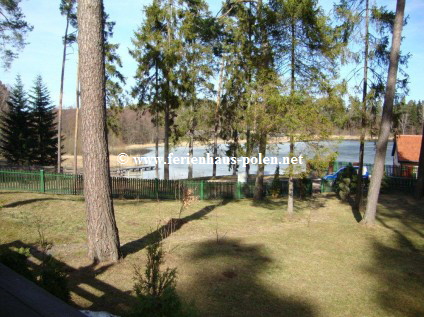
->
[111,134,387,152]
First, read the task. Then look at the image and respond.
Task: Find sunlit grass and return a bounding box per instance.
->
[0,191,423,316]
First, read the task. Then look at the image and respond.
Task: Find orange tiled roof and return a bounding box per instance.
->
[394,135,422,163]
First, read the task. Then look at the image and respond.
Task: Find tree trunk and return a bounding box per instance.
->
[213,58,225,178]
[415,123,424,198]
[155,64,159,179]
[355,0,370,210]
[78,0,121,262]
[363,0,406,225]
[155,111,159,179]
[188,126,193,179]
[164,104,170,180]
[232,130,238,176]
[287,138,295,214]
[253,133,267,200]
[57,13,70,173]
[287,20,296,214]
[163,0,173,181]
[73,64,80,176]
[245,128,251,176]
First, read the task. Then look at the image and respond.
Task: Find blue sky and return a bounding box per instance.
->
[2,0,423,108]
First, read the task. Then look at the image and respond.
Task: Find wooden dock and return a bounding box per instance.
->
[116,165,155,177]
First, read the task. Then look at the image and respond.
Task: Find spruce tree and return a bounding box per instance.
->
[0,76,31,165]
[130,0,183,179]
[335,0,409,209]
[271,0,340,212]
[28,76,58,166]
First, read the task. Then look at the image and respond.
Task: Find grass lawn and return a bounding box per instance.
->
[0,191,423,317]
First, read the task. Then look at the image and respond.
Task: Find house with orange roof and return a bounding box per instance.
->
[391,135,422,177]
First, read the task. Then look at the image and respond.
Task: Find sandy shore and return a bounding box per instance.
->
[63,135,383,171]
[109,135,376,152]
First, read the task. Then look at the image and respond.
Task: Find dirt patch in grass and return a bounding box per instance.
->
[0,190,423,316]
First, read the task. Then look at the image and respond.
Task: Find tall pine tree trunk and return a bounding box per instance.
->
[188,104,194,179]
[73,64,79,176]
[253,133,267,200]
[155,111,159,179]
[78,0,121,262]
[287,137,295,214]
[355,0,370,211]
[164,104,170,180]
[163,0,173,181]
[154,64,159,179]
[287,20,296,214]
[232,130,238,176]
[363,0,406,225]
[245,128,251,176]
[213,58,225,178]
[57,13,70,173]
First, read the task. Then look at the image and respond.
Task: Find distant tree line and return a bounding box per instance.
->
[393,99,423,135]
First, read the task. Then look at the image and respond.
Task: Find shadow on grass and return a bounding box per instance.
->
[251,196,324,215]
[364,194,424,316]
[121,199,230,257]
[321,191,363,223]
[346,196,363,223]
[367,236,424,316]
[251,198,287,210]
[2,198,59,208]
[376,194,424,241]
[1,240,136,314]
[185,238,317,317]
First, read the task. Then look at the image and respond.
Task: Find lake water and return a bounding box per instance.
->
[126,140,394,179]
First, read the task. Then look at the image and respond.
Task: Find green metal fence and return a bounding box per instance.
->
[0,169,312,200]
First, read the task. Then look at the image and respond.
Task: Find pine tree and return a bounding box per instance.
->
[271,0,340,212]
[57,0,77,173]
[177,0,214,179]
[0,0,33,69]
[363,0,406,224]
[217,1,257,178]
[0,77,31,165]
[28,76,58,166]
[130,0,171,179]
[131,0,191,180]
[335,0,409,209]
[104,13,127,136]
[78,0,121,262]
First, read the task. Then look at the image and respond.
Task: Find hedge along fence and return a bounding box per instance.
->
[0,169,312,200]
[331,161,418,179]
[324,161,418,194]
[320,175,417,194]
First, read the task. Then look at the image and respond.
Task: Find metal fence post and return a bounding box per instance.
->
[236,182,242,199]
[200,180,204,200]
[40,170,45,193]
[155,178,159,198]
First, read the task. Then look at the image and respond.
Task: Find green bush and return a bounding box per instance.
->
[0,246,70,302]
[131,242,197,317]
[38,255,70,302]
[334,165,357,201]
[0,247,34,281]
